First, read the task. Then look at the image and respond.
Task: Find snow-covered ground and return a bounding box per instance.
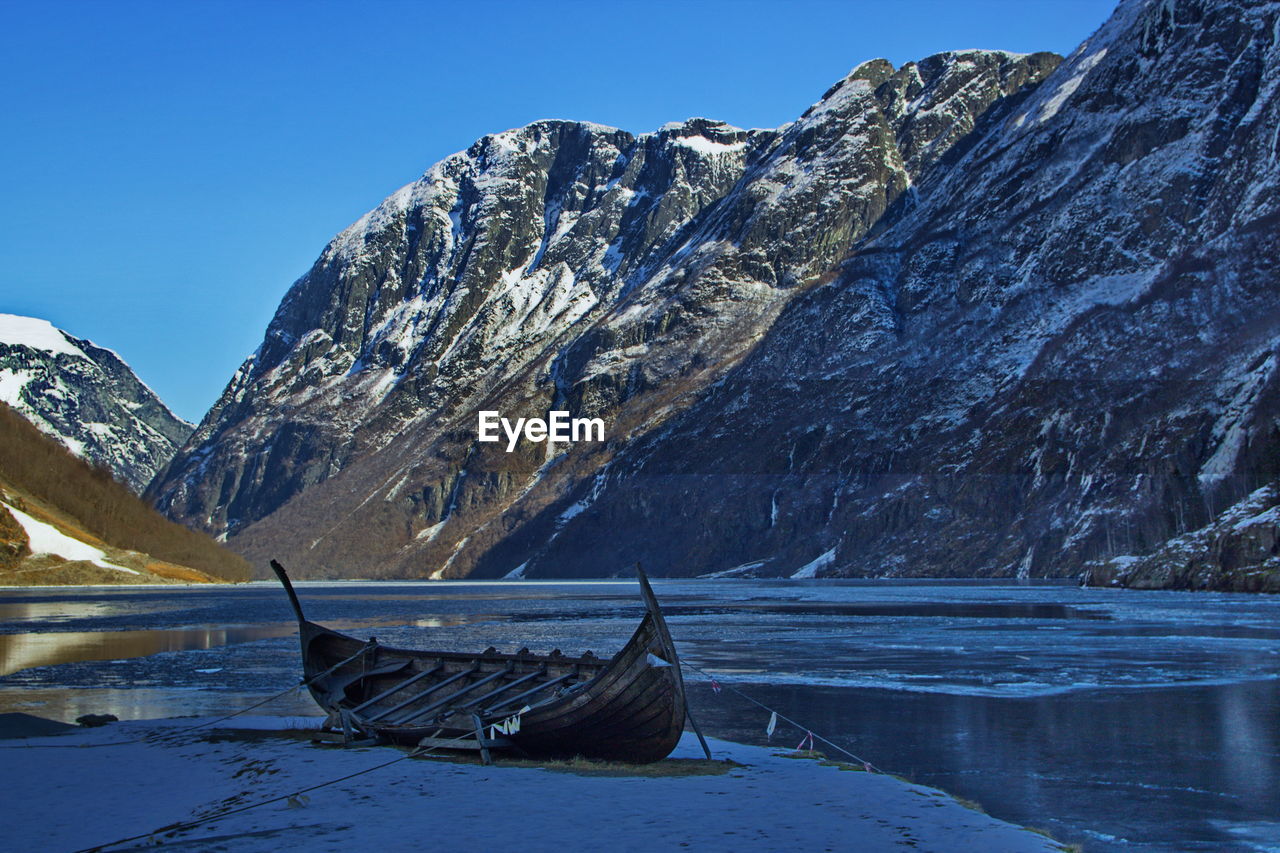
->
[2,717,1061,852]
[2,501,138,574]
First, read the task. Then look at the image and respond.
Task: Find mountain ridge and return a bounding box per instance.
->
[0,313,192,493]
[153,0,1280,589]
[535,0,1280,584]
[150,47,1062,578]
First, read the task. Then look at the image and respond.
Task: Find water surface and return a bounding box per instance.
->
[1,580,1276,852]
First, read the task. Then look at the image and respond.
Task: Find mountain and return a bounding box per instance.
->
[0,314,192,493]
[530,0,1280,585]
[1083,483,1280,592]
[152,0,1280,588]
[0,402,250,584]
[149,48,1060,577]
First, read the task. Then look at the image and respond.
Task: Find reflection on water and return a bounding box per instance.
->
[0,581,1277,852]
[0,686,319,724]
[0,625,299,677]
[692,678,1280,853]
[0,599,177,624]
[0,614,506,676]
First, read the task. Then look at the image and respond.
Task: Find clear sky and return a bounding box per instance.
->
[1,0,1118,423]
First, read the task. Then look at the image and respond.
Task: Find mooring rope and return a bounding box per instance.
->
[680,660,885,774]
[76,722,498,853]
[0,640,489,851]
[74,742,435,853]
[6,644,892,848]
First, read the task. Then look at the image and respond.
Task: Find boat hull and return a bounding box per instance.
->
[276,563,689,764]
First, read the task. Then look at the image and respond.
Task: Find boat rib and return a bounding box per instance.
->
[270,560,700,763]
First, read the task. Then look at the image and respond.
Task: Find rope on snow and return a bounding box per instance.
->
[680,660,884,774]
[74,739,456,853]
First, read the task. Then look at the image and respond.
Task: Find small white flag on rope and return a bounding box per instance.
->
[766,711,777,739]
[490,713,524,736]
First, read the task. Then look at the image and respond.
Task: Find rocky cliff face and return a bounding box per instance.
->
[153,0,1280,583]
[0,315,192,493]
[151,49,1057,577]
[1083,484,1280,592]
[529,0,1280,582]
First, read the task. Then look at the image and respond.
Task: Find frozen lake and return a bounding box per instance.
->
[1,579,1277,851]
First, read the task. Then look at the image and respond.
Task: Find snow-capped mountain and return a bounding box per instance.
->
[0,314,192,493]
[537,0,1280,584]
[152,0,1280,585]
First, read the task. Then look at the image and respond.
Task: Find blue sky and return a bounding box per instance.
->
[1,0,1118,422]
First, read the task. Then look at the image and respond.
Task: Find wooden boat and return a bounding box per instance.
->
[270,560,707,764]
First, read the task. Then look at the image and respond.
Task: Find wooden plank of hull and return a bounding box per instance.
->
[519,653,668,735]
[514,683,683,762]
[299,620,681,760]
[275,562,686,763]
[564,678,681,741]
[508,614,685,762]
[514,664,683,760]
[519,615,669,729]
[519,670,676,739]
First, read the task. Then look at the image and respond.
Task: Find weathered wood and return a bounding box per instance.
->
[327,659,410,701]
[516,647,681,761]
[303,641,379,687]
[274,557,690,763]
[364,665,479,723]
[395,665,514,726]
[473,714,492,766]
[350,664,442,714]
[482,673,575,715]
[270,560,306,624]
[519,619,652,725]
[460,666,546,711]
[339,708,357,744]
[637,563,711,761]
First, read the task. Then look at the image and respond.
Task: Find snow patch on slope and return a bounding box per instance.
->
[3,501,138,574]
[791,548,836,579]
[0,369,34,409]
[699,560,766,579]
[1199,354,1278,487]
[672,136,747,157]
[1038,48,1107,124]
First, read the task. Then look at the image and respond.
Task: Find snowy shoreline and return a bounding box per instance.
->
[2,715,1065,852]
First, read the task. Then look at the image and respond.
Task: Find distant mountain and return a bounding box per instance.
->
[152,0,1280,590]
[0,402,250,584]
[0,314,191,493]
